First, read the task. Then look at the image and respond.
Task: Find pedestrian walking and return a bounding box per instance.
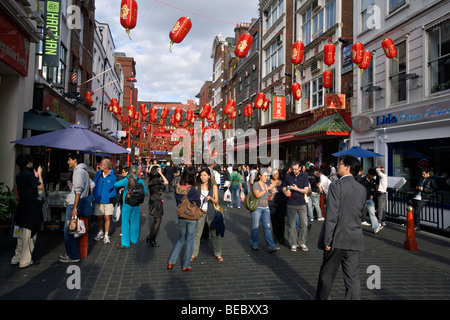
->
[316,155,366,300]
[249,169,279,253]
[191,168,223,261]
[163,161,175,193]
[360,168,383,233]
[375,165,388,226]
[283,161,310,252]
[60,153,94,263]
[93,159,117,244]
[268,169,286,244]
[146,165,168,247]
[11,154,43,269]
[114,165,147,249]
[167,166,201,271]
[228,165,243,208]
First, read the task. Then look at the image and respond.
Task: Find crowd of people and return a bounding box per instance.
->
[10,152,438,299]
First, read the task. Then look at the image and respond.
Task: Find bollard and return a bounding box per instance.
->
[404,205,418,251]
[320,193,326,219]
[78,217,89,258]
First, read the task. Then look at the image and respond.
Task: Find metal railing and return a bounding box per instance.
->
[386,189,450,234]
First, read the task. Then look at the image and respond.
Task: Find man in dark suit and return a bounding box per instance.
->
[163,161,175,193]
[316,155,367,300]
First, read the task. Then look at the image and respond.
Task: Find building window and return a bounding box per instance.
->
[312,10,324,38]
[213,58,222,82]
[57,45,67,85]
[302,8,312,45]
[213,85,221,107]
[361,0,375,32]
[244,76,250,100]
[389,0,406,13]
[325,0,336,29]
[428,19,450,94]
[301,82,311,111]
[312,76,323,108]
[389,41,406,105]
[265,0,284,30]
[265,41,283,74]
[361,58,374,111]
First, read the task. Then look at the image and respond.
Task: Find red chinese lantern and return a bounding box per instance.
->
[199,103,212,118]
[169,17,192,51]
[229,107,236,120]
[358,50,372,72]
[291,82,302,100]
[190,114,196,124]
[159,119,165,126]
[247,104,253,116]
[352,42,364,65]
[128,105,136,119]
[243,106,249,117]
[291,41,305,65]
[161,107,169,119]
[120,0,138,40]
[224,99,235,115]
[84,91,93,106]
[182,121,188,128]
[139,103,147,116]
[262,99,270,112]
[221,122,227,130]
[174,107,183,122]
[323,70,333,89]
[108,103,114,113]
[186,109,193,122]
[149,107,157,122]
[134,111,139,120]
[381,38,398,60]
[207,110,216,123]
[254,92,266,109]
[324,43,336,67]
[234,33,253,63]
[170,115,175,125]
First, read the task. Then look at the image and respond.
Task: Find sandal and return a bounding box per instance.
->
[191,256,196,262]
[216,256,224,262]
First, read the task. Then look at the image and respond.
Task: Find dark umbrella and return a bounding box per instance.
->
[11,124,129,154]
[23,109,71,132]
[332,146,384,158]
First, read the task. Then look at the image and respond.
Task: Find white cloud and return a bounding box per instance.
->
[95,0,260,103]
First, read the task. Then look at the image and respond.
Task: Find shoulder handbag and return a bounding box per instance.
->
[77,193,95,217]
[176,186,202,220]
[244,191,259,212]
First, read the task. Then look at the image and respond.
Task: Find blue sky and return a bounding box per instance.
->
[95,0,259,103]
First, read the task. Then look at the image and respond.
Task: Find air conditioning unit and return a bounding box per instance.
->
[311,60,322,73]
[312,0,324,12]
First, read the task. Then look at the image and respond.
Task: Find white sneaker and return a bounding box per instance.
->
[300,244,309,252]
[317,217,324,221]
[94,231,104,241]
[362,221,371,226]
[103,235,110,244]
[290,245,297,252]
[375,225,384,234]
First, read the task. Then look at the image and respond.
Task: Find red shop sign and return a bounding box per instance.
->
[0,12,30,76]
[271,96,286,121]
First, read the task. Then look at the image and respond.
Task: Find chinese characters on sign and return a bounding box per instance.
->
[271,96,286,121]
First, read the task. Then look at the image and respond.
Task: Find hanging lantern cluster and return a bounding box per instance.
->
[199,103,212,118]
[322,42,336,92]
[120,0,138,40]
[244,104,253,118]
[254,93,265,109]
[169,17,192,52]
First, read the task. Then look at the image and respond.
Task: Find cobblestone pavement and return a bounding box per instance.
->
[1,189,450,304]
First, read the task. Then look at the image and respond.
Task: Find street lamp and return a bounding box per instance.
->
[127,77,137,166]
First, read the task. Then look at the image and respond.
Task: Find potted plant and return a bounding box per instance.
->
[0,182,17,226]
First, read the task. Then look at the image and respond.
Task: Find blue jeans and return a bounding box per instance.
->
[364,199,379,232]
[229,184,241,208]
[310,192,322,219]
[168,218,198,269]
[64,205,80,260]
[250,207,277,251]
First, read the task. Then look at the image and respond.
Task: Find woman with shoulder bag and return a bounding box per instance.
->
[114,165,147,249]
[249,169,279,253]
[192,168,222,262]
[167,166,201,271]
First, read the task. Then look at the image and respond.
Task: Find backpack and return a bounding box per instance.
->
[125,181,145,206]
[176,186,202,220]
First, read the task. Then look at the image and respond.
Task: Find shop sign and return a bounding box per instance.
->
[0,12,30,76]
[271,95,286,121]
[43,0,61,68]
[373,101,450,128]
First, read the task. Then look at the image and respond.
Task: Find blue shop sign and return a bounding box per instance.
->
[374,101,450,128]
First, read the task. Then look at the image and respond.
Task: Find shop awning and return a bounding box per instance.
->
[294,112,350,138]
[23,109,71,132]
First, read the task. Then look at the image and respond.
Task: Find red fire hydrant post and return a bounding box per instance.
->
[79,217,89,258]
[404,205,418,251]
